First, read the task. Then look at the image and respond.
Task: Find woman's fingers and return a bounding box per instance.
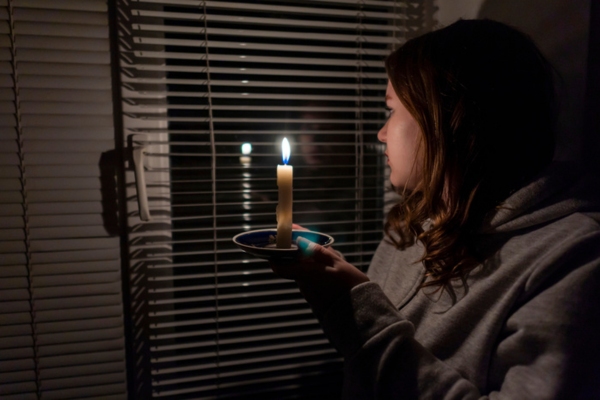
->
[297,237,337,263]
[269,252,325,281]
[269,237,369,318]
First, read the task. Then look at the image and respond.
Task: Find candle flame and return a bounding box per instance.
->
[281,137,290,165]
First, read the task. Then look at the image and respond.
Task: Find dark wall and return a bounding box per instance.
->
[435,0,593,164]
[477,0,591,163]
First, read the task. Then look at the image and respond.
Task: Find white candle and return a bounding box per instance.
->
[276,138,293,248]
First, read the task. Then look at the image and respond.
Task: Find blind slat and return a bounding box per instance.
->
[27,213,105,225]
[133,9,406,30]
[0,265,27,278]
[20,89,112,103]
[37,337,124,358]
[122,76,386,90]
[29,226,116,240]
[0,323,32,337]
[38,350,125,369]
[0,346,34,360]
[125,90,384,101]
[27,190,106,203]
[134,24,401,44]
[32,282,122,301]
[0,335,32,349]
[39,361,125,380]
[15,36,109,52]
[32,312,119,334]
[13,0,107,13]
[0,370,36,384]
[35,295,122,313]
[32,271,121,288]
[40,383,126,399]
[0,310,31,324]
[19,63,110,77]
[16,49,109,65]
[20,77,111,90]
[131,50,385,67]
[150,309,314,330]
[0,381,37,397]
[16,21,108,38]
[14,8,107,25]
[139,0,406,19]
[40,372,126,392]
[133,37,390,56]
[36,316,124,335]
[22,139,115,152]
[125,63,388,78]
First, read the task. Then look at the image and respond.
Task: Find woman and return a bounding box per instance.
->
[271,19,600,399]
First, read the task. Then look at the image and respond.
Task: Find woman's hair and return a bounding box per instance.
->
[384,19,557,293]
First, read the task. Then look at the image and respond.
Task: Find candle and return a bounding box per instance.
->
[276,138,293,248]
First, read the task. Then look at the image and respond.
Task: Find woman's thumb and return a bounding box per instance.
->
[297,236,318,255]
[297,237,334,263]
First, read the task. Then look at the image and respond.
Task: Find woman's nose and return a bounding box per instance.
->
[377,122,387,143]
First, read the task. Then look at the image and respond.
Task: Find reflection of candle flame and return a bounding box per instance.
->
[240,143,252,165]
[282,137,290,165]
[241,143,252,155]
[240,144,252,216]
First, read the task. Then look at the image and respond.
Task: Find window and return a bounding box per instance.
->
[117,0,429,398]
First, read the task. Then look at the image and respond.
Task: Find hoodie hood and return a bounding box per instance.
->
[481,162,600,234]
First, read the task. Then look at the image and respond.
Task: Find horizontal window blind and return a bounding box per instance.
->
[0,0,127,399]
[118,0,427,398]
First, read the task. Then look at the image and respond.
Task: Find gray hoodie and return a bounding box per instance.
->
[320,163,600,399]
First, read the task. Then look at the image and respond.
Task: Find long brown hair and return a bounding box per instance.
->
[384,19,556,292]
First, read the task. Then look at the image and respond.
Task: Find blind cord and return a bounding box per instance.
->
[356,0,365,269]
[201,0,222,391]
[8,0,40,397]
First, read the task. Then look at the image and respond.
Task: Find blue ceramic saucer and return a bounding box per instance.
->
[233,229,334,261]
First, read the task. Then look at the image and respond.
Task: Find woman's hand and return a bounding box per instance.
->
[270,237,369,318]
[292,223,308,231]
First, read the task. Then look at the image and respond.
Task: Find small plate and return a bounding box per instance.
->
[233,229,334,261]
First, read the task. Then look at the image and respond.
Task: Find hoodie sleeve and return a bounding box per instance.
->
[319,242,600,400]
[321,282,485,399]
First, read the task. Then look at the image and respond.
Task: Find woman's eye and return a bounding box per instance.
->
[385,108,394,118]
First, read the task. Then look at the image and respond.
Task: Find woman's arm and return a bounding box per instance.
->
[270,235,600,399]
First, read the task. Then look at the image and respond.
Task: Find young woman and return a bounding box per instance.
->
[271,19,600,399]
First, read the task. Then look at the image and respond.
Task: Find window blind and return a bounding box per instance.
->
[117,0,427,398]
[0,0,127,399]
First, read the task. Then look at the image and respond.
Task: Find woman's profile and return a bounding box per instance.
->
[271,19,600,399]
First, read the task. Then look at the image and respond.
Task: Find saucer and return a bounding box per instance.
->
[232,229,334,261]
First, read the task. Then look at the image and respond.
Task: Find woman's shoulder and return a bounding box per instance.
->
[473,210,600,308]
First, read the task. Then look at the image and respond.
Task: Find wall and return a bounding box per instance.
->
[435,0,591,163]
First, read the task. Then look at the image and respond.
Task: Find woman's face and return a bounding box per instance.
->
[378,81,422,190]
